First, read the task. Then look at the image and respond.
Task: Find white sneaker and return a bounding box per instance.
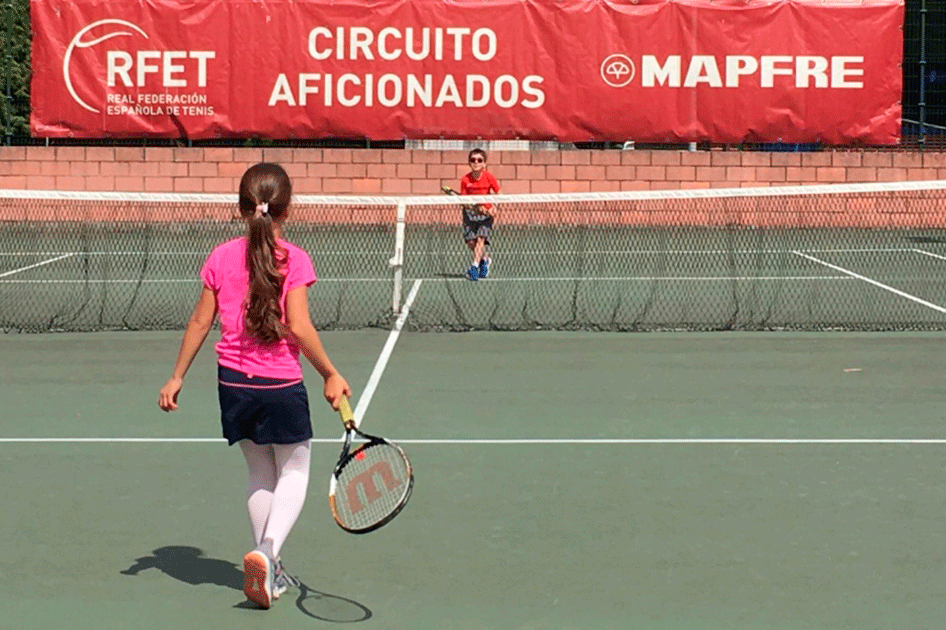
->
[273,559,300,600]
[242,540,276,609]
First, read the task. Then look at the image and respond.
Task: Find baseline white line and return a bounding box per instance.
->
[0,438,226,443]
[396,438,946,445]
[0,254,74,278]
[0,247,916,257]
[0,278,391,284]
[0,251,213,256]
[428,276,852,282]
[1,437,944,444]
[352,279,423,426]
[0,276,855,285]
[793,251,946,314]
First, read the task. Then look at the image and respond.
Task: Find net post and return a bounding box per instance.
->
[389,199,407,315]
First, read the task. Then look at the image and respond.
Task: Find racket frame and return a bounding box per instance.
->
[442,184,494,219]
[329,398,414,534]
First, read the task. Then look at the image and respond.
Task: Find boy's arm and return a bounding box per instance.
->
[484,173,500,217]
[285,285,351,409]
[159,286,217,411]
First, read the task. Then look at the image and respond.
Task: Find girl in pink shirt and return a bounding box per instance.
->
[158,163,350,610]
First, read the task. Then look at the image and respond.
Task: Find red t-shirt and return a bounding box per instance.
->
[460,171,500,219]
[460,171,500,197]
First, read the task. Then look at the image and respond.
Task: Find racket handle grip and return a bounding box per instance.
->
[338,396,355,428]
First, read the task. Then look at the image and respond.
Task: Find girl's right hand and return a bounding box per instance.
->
[323,373,352,411]
[159,377,183,412]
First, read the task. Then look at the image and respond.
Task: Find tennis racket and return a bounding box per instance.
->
[329,397,413,534]
[442,184,494,218]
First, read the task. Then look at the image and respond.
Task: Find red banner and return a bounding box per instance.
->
[30,0,904,144]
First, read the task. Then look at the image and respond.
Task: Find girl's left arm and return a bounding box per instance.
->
[159,286,218,411]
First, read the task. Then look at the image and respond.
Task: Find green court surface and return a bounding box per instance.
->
[3,330,946,629]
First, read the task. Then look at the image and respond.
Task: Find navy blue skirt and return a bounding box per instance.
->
[217,365,313,445]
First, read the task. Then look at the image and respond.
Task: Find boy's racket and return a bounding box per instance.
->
[329,397,413,534]
[442,184,494,218]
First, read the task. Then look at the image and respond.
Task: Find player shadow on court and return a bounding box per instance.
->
[121,546,372,622]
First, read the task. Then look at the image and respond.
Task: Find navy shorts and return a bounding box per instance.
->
[463,217,493,244]
[217,365,313,445]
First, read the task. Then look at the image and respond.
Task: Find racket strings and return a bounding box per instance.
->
[335,442,411,530]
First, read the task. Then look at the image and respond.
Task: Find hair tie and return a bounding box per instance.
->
[255,202,269,218]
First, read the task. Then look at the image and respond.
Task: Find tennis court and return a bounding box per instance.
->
[3,329,946,629]
[4,183,946,628]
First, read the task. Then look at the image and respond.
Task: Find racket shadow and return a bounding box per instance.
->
[294,579,373,623]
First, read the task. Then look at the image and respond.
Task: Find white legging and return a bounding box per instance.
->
[239,440,310,558]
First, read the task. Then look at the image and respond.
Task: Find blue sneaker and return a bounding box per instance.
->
[467,265,479,281]
[478,257,491,279]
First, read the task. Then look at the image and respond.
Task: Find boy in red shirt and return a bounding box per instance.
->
[459,148,500,280]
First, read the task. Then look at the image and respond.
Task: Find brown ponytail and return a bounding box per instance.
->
[238,163,292,343]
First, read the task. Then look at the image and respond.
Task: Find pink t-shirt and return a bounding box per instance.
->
[200,237,316,379]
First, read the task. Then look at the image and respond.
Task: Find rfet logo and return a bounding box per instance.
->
[63,20,216,114]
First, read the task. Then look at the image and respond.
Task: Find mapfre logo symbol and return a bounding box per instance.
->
[600,54,635,88]
[63,20,217,117]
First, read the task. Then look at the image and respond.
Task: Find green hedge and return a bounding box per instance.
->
[2,0,30,138]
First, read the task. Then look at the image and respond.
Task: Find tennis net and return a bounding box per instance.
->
[3,180,946,332]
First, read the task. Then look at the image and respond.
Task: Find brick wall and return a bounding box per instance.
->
[2,146,945,195]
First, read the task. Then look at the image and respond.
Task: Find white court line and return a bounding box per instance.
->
[0,279,198,284]
[793,251,946,314]
[352,279,423,426]
[1,437,944,444]
[0,251,212,256]
[0,247,917,257]
[0,254,74,278]
[428,276,852,282]
[912,248,946,262]
[0,276,855,285]
[0,278,391,284]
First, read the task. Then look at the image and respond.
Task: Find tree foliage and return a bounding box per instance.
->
[2,0,30,138]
